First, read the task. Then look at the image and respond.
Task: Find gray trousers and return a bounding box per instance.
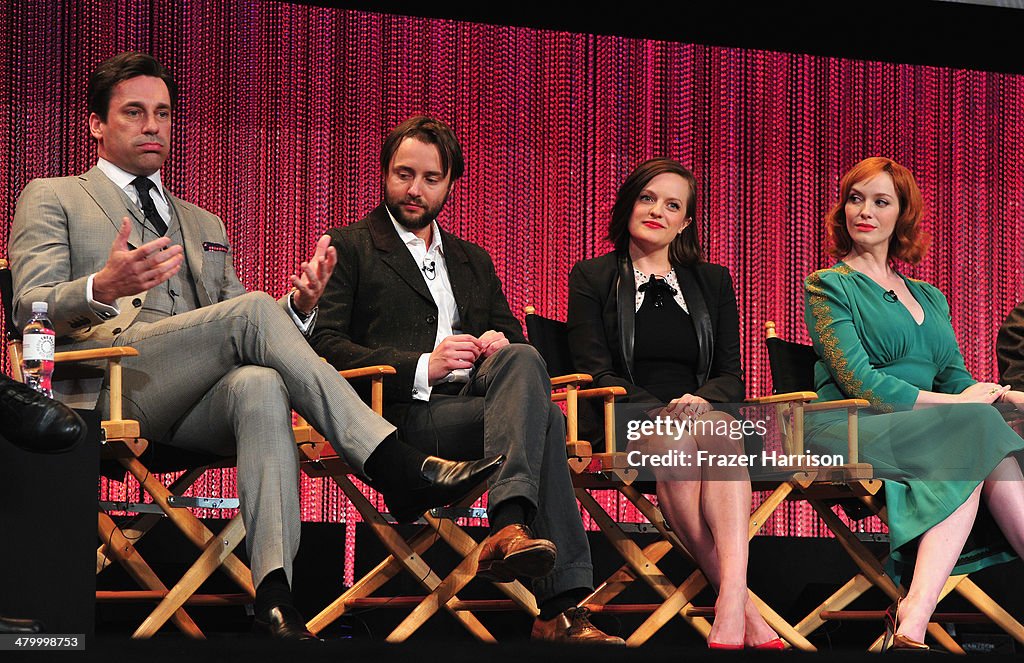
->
[401,344,593,604]
[103,292,396,586]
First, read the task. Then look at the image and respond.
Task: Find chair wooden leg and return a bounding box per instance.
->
[97,467,210,573]
[796,572,874,636]
[385,541,495,643]
[132,514,249,638]
[329,475,497,640]
[809,499,963,654]
[122,457,252,593]
[955,576,1024,645]
[307,526,442,634]
[749,591,816,651]
[97,512,203,638]
[424,511,538,615]
[586,540,674,608]
[625,568,709,645]
[575,488,714,642]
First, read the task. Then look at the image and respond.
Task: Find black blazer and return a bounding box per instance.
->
[311,204,526,420]
[998,298,1024,390]
[566,251,744,417]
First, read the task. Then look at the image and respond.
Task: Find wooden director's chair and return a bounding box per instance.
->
[0,259,263,638]
[523,306,814,650]
[756,320,1024,654]
[2,259,355,638]
[300,365,539,642]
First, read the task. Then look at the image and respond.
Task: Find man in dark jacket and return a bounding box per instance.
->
[311,116,622,644]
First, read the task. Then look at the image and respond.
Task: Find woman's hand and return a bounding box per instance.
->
[958,382,1010,404]
[1000,389,1024,409]
[662,394,712,421]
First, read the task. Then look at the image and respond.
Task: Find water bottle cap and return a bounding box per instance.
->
[31,301,48,314]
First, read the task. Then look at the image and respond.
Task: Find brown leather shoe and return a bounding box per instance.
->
[532,607,625,645]
[476,524,556,582]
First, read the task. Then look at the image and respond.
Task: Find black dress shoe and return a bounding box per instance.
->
[253,605,320,641]
[0,375,85,453]
[385,454,505,523]
[0,615,43,634]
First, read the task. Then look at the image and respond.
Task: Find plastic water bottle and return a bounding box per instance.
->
[21,301,55,398]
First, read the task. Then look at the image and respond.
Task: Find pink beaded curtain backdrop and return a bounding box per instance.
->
[3,2,1023,569]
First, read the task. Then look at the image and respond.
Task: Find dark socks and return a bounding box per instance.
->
[254,568,293,618]
[363,432,429,493]
[538,588,590,621]
[489,497,531,532]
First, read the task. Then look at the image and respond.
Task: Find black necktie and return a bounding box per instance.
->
[131,176,168,236]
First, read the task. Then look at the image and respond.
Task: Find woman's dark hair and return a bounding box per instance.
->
[826,156,930,264]
[607,157,702,266]
[380,115,465,181]
[88,52,178,121]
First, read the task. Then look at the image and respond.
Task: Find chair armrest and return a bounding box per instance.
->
[746,391,817,405]
[334,364,396,417]
[550,373,594,388]
[52,347,140,424]
[551,386,626,403]
[803,398,870,413]
[338,365,397,380]
[54,347,139,362]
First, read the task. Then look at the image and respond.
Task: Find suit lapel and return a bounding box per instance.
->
[368,206,436,307]
[676,264,713,386]
[170,196,213,307]
[615,252,637,383]
[78,166,145,249]
[439,227,472,325]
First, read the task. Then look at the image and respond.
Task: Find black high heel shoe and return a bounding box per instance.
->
[882,597,930,653]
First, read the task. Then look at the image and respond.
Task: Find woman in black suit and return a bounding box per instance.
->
[567,158,778,649]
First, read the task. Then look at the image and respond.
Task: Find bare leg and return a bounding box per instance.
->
[981,456,1024,555]
[649,412,776,646]
[896,484,982,642]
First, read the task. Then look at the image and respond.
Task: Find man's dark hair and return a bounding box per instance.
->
[88,52,178,122]
[380,116,465,181]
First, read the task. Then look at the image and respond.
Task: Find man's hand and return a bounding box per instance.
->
[477,329,509,358]
[428,334,482,383]
[93,217,183,305]
[290,234,338,315]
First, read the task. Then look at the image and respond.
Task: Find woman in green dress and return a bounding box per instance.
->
[804,157,1024,651]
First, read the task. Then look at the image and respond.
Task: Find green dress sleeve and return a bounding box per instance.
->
[804,267,920,411]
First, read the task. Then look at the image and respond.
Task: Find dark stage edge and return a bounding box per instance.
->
[28,638,1024,662]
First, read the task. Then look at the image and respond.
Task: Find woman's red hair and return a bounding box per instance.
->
[826,157,931,264]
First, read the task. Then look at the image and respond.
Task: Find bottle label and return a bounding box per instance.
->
[23,332,55,361]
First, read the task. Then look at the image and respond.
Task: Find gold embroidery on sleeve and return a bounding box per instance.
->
[807,266,892,412]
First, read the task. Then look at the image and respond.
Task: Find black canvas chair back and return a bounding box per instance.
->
[765,335,819,394]
[0,259,19,342]
[524,309,575,378]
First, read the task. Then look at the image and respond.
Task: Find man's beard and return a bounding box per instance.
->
[385,192,445,231]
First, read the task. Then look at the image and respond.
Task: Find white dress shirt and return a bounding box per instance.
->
[387,209,468,401]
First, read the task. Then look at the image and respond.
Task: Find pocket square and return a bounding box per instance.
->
[202,241,229,253]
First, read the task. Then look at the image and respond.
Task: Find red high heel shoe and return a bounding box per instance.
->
[707,641,744,650]
[882,597,930,652]
[752,638,786,650]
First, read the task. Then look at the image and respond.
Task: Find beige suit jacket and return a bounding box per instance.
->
[8,166,258,406]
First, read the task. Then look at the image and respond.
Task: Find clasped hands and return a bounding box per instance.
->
[93,217,336,315]
[963,382,1024,408]
[658,393,712,422]
[427,331,509,383]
